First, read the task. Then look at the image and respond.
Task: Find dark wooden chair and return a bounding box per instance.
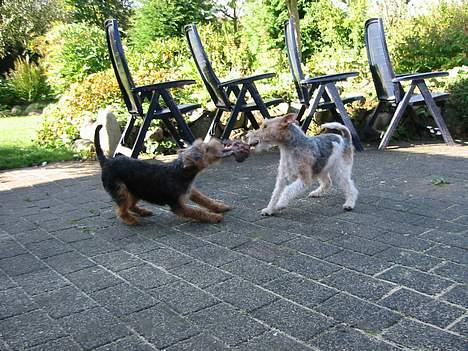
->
[105,19,199,158]
[184,24,283,141]
[285,17,364,151]
[364,18,455,150]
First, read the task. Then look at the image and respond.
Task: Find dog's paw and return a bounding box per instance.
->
[209,213,224,223]
[212,202,231,213]
[261,207,275,216]
[134,208,153,217]
[121,215,139,226]
[308,190,322,198]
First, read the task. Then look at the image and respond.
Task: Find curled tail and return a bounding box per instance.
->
[94,125,106,167]
[321,122,352,149]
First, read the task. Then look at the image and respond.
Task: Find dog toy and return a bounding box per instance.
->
[222,140,252,162]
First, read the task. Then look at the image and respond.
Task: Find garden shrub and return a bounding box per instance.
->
[5,56,51,104]
[129,0,214,50]
[441,66,468,138]
[38,23,110,93]
[0,78,17,106]
[388,2,468,73]
[37,69,122,148]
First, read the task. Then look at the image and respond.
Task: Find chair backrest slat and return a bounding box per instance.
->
[105,19,141,115]
[184,24,230,109]
[364,18,403,102]
[284,18,309,104]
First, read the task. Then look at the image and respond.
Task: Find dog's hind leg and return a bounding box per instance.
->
[190,188,231,213]
[308,173,332,198]
[172,200,223,223]
[128,195,153,217]
[115,183,139,225]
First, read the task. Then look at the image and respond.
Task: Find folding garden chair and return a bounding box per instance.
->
[185,24,283,141]
[285,17,364,151]
[105,19,199,158]
[364,18,455,150]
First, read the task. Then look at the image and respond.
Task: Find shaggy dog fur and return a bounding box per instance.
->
[94,125,230,225]
[248,114,358,215]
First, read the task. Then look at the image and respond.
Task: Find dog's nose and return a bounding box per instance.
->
[249,140,259,147]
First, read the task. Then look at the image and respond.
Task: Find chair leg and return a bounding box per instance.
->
[296,104,307,124]
[364,101,384,132]
[131,113,153,158]
[160,90,195,144]
[221,86,247,140]
[245,111,259,129]
[378,84,416,150]
[114,114,137,156]
[160,116,185,148]
[247,83,271,119]
[325,83,364,152]
[230,85,260,130]
[302,85,325,132]
[417,81,455,146]
[204,109,224,142]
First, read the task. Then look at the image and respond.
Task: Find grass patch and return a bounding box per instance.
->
[0,115,75,170]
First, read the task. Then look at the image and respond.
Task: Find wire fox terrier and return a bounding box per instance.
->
[94,125,231,225]
[248,113,358,215]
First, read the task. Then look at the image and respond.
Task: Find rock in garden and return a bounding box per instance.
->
[96,108,121,157]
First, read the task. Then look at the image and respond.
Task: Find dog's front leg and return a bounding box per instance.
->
[190,188,231,213]
[261,173,287,216]
[275,179,308,211]
[172,202,223,223]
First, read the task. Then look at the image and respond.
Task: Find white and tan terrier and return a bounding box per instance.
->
[248,113,358,215]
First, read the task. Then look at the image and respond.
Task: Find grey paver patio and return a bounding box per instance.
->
[0,144,467,350]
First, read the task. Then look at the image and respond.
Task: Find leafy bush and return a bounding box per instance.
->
[389,2,468,73]
[38,23,110,93]
[130,0,214,50]
[0,79,17,106]
[37,69,122,147]
[442,66,468,137]
[5,56,51,104]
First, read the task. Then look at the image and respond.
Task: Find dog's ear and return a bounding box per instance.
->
[281,113,298,126]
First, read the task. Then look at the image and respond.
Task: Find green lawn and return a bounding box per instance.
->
[0,115,75,170]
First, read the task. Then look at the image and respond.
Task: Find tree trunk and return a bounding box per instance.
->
[286,0,301,58]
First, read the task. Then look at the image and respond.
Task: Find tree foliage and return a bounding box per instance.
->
[129,0,215,50]
[64,0,133,30]
[0,0,67,57]
[38,23,110,93]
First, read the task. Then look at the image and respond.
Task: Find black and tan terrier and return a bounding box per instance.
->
[94,125,230,225]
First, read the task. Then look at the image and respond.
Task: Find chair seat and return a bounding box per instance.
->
[153,103,201,117]
[317,95,364,110]
[409,92,449,106]
[241,98,284,111]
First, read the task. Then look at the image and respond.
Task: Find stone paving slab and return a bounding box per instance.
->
[0,144,467,350]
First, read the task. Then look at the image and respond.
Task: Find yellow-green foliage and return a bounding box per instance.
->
[6,56,50,103]
[38,22,110,93]
[37,69,121,147]
[388,2,468,73]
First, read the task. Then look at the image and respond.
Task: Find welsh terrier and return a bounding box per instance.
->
[94,125,230,225]
[248,113,358,215]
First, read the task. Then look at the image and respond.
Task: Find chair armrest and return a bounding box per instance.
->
[219,73,275,87]
[300,72,359,85]
[133,80,196,93]
[392,72,448,83]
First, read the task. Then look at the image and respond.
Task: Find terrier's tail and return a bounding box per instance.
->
[94,125,106,167]
[322,122,352,148]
